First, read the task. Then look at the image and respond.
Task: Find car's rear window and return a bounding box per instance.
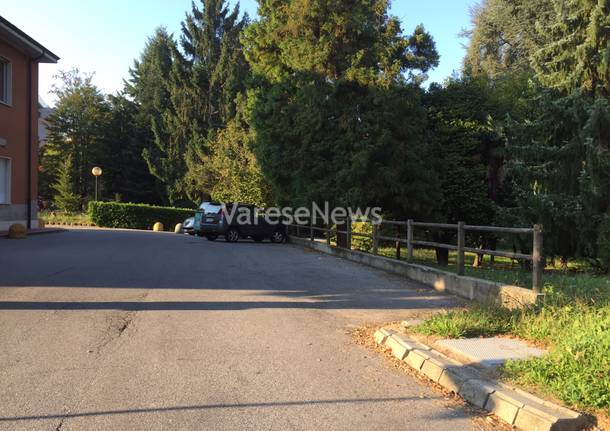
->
[200,202,223,214]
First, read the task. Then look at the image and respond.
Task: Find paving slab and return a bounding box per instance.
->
[436,337,546,368]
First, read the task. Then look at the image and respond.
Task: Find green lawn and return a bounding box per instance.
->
[370,242,600,289]
[411,274,610,417]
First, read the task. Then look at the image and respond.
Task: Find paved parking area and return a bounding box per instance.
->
[0,228,487,430]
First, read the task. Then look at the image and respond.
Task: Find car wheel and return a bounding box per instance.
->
[270,230,285,244]
[205,235,217,241]
[226,228,240,243]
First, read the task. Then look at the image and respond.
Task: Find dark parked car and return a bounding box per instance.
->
[194,202,286,243]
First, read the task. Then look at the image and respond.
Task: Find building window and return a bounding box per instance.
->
[0,58,12,105]
[0,158,10,204]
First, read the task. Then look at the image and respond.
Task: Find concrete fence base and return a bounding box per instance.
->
[289,236,544,308]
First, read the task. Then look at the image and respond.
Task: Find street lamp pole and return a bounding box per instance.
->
[91,167,102,201]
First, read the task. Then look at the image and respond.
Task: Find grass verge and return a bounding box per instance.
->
[411,280,610,418]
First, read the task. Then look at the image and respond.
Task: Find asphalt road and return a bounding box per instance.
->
[0,229,486,431]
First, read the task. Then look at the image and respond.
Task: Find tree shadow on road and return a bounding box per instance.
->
[0,396,466,423]
[0,229,462,312]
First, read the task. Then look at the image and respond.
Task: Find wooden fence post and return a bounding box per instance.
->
[346,217,352,250]
[395,225,401,260]
[372,222,379,255]
[407,219,414,261]
[309,217,314,242]
[532,224,543,293]
[457,221,465,276]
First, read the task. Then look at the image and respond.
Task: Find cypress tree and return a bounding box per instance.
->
[463,0,555,78]
[243,0,441,216]
[52,156,81,213]
[127,28,184,205]
[534,0,610,97]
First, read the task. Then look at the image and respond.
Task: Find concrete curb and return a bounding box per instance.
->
[374,329,588,431]
[288,236,543,308]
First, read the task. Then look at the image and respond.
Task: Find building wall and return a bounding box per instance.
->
[0,39,39,229]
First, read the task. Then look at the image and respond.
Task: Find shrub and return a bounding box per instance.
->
[351,221,373,252]
[327,221,374,251]
[39,211,93,226]
[88,202,194,231]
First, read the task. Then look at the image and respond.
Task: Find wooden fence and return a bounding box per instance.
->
[288,218,544,293]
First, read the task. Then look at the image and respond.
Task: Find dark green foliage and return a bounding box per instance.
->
[128,28,185,205]
[104,94,160,204]
[88,201,194,231]
[178,0,251,202]
[504,91,610,259]
[463,0,610,267]
[128,2,251,205]
[533,0,610,97]
[244,0,441,216]
[180,0,249,130]
[52,156,81,213]
[425,77,503,225]
[250,77,440,215]
[42,69,164,207]
[244,0,438,85]
[43,70,111,203]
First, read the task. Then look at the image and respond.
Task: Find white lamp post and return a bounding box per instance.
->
[91,166,102,201]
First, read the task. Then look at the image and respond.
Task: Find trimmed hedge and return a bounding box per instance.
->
[88,202,195,231]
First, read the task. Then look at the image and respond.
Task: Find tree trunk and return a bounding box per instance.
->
[435,247,449,266]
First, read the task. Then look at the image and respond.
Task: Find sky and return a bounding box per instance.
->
[2,0,476,106]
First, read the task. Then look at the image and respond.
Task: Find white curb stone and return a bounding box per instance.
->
[438,366,481,393]
[459,379,498,408]
[373,328,587,431]
[485,390,523,424]
[386,335,411,360]
[404,349,429,370]
[374,328,394,346]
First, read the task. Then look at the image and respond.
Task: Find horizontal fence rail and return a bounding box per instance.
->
[287,217,543,293]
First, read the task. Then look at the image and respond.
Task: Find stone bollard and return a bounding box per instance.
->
[174,223,183,234]
[8,223,27,239]
[153,222,164,232]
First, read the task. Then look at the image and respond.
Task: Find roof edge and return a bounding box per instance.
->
[0,15,59,63]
